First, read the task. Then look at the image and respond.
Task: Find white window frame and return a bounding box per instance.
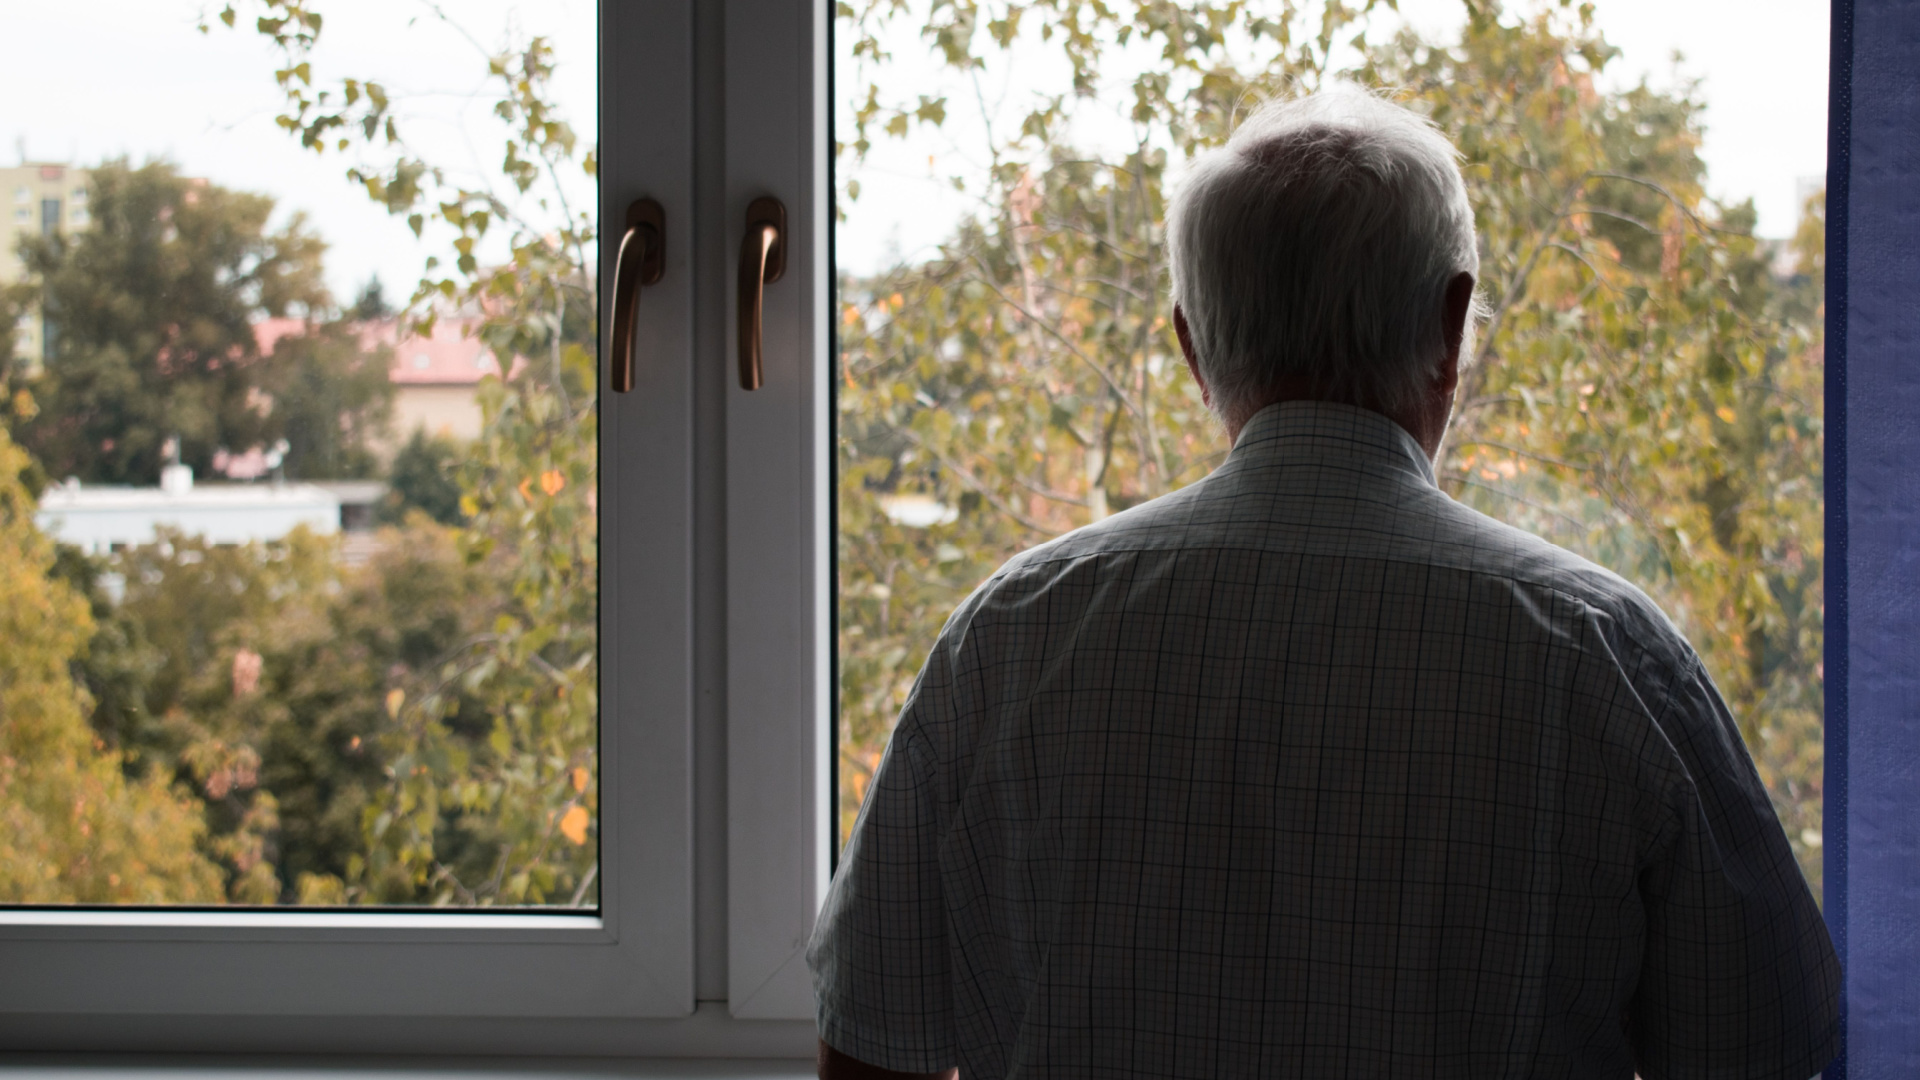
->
[0,0,829,1056]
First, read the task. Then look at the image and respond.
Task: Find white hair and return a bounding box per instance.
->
[1166,87,1481,426]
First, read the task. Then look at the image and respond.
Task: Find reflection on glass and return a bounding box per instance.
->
[834,2,1826,898]
[0,1,597,907]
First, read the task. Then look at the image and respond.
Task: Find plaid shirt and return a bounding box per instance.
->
[810,401,1840,1080]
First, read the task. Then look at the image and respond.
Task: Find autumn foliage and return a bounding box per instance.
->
[0,428,222,901]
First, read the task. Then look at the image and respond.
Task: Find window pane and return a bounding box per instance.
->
[834,1,1828,898]
[1,1,599,908]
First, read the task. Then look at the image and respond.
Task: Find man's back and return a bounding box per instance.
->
[811,401,1839,1079]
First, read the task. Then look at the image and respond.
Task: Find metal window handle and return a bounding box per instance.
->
[736,196,786,390]
[610,197,665,393]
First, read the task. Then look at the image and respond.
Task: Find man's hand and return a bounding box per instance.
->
[817,1038,958,1080]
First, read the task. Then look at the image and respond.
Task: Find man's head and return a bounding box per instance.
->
[1166,88,1481,454]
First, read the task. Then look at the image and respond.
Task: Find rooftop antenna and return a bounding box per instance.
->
[14,136,25,166]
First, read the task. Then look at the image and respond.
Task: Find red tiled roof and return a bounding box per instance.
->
[253,315,520,386]
[252,316,308,358]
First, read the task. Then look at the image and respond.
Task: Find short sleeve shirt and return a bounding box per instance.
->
[808,401,1840,1080]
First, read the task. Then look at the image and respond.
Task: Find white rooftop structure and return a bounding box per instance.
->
[36,465,340,554]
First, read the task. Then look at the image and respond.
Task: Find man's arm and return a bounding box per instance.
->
[817,1039,957,1080]
[807,713,959,1073]
[1625,648,1841,1079]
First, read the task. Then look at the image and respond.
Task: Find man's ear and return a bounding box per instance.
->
[1437,271,1475,395]
[1174,304,1210,408]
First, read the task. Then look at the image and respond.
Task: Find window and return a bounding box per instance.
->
[0,0,826,1052]
[0,0,1911,1071]
[9,6,599,914]
[833,0,1831,902]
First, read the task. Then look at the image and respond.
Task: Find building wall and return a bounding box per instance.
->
[0,163,91,369]
[390,384,486,446]
[257,315,496,463]
[36,484,341,555]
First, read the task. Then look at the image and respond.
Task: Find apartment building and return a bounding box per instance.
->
[1,161,90,368]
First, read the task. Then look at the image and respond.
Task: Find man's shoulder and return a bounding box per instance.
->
[970,472,1686,659]
[1427,497,1690,660]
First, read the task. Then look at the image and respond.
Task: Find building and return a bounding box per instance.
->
[0,162,91,367]
[5,158,509,452]
[372,315,510,446]
[35,463,340,555]
[254,312,514,456]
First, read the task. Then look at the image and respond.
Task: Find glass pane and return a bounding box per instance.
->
[834,1,1827,898]
[1,1,598,907]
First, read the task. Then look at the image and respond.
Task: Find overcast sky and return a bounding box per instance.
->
[838,0,1831,274]
[5,0,596,306]
[4,1,1826,295]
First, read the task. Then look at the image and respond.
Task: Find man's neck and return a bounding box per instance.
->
[1227,385,1450,462]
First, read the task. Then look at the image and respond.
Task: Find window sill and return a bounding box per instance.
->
[0,1004,817,1062]
[0,1058,813,1080]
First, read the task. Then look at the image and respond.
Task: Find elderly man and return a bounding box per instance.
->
[809,90,1840,1080]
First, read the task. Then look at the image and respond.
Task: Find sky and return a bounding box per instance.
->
[836,0,1832,275]
[4,1,1826,294]
[4,0,597,306]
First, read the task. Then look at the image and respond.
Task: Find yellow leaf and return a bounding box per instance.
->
[1716,406,1738,424]
[517,476,534,500]
[571,766,590,793]
[559,805,590,846]
[540,469,566,496]
[385,688,405,719]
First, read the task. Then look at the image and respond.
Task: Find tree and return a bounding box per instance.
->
[262,322,394,480]
[350,276,395,321]
[0,1,606,908]
[220,0,602,905]
[1378,16,1828,890]
[60,519,499,904]
[833,0,1826,894]
[6,160,330,485]
[0,429,223,902]
[379,429,464,526]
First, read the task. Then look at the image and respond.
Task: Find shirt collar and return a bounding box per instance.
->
[1223,400,1439,489]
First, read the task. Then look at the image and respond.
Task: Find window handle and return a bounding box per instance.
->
[736,196,786,390]
[610,197,665,393]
